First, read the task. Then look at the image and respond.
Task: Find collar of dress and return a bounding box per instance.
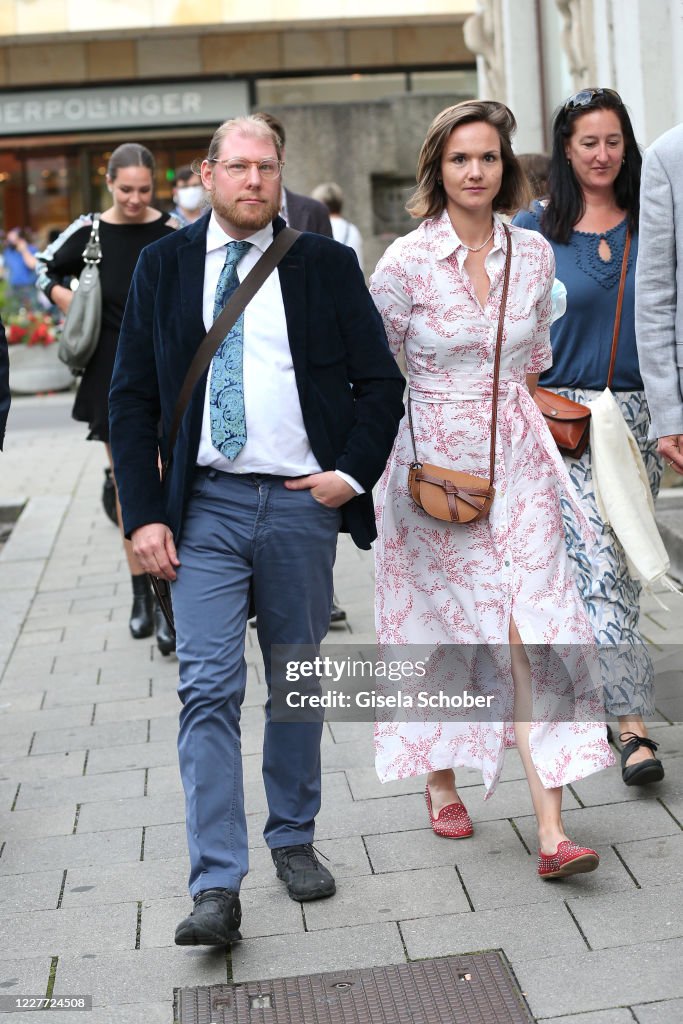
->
[429,209,512,266]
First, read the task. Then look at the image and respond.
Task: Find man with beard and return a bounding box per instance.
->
[109,116,404,946]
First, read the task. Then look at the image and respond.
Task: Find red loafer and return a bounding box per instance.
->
[538,839,599,879]
[425,786,473,839]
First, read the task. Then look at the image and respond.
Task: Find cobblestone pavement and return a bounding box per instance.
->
[1,394,682,1023]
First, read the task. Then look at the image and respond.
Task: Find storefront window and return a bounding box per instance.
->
[0,139,212,242]
[24,154,81,240]
[0,153,26,236]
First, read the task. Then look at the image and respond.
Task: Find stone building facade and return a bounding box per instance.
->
[464,0,683,151]
[2,0,680,267]
[0,2,477,259]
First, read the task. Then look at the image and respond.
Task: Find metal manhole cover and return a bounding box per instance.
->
[174,951,534,1023]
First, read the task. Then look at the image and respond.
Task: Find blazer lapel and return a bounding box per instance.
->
[177,217,210,358]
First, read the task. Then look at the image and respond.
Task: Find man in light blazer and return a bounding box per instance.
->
[635,123,683,476]
[109,116,404,946]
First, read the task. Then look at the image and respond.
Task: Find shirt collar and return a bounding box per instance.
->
[429,208,511,262]
[206,211,274,255]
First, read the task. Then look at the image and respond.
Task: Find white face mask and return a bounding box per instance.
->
[177,184,204,211]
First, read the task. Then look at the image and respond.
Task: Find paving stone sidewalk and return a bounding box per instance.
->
[1,394,682,1024]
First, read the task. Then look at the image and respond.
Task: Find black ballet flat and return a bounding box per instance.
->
[619,732,665,786]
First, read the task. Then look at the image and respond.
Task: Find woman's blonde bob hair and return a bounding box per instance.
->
[406,100,530,220]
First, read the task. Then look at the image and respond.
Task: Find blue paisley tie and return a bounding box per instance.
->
[209,239,252,458]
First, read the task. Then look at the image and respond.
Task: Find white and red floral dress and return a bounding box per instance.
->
[369,211,614,794]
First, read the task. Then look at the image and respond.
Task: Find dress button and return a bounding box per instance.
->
[504,560,510,567]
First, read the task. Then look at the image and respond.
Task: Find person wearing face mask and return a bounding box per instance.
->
[172,165,206,226]
[36,143,178,653]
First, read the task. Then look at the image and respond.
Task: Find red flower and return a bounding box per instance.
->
[7,324,28,344]
[6,312,57,346]
[28,323,50,346]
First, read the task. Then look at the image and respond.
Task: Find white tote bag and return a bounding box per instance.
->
[589,388,679,592]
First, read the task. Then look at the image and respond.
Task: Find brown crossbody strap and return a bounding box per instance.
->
[163,226,301,479]
[605,226,631,389]
[407,222,513,486]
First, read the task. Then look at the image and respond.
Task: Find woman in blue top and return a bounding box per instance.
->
[513,88,665,788]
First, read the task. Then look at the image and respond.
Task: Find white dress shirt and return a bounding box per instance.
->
[196,213,362,492]
[331,216,364,272]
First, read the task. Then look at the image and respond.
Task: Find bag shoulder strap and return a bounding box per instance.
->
[606,226,631,389]
[487,223,512,483]
[82,214,102,264]
[408,222,512,488]
[164,225,300,475]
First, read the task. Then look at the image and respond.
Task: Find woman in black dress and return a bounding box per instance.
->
[36,143,177,653]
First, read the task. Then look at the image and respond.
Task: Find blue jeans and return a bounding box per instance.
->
[172,468,340,896]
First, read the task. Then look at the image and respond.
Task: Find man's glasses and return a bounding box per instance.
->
[564,88,623,111]
[208,158,283,180]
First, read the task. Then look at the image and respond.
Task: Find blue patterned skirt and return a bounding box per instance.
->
[553,388,664,718]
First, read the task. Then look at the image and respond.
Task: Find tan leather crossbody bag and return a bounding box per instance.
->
[407,224,512,524]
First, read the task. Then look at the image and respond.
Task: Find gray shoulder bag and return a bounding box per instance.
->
[58,214,102,374]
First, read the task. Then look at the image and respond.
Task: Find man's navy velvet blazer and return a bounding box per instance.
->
[109,215,404,550]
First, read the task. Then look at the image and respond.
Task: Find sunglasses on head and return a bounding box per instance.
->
[564,87,623,111]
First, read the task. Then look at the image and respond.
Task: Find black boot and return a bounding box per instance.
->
[101,468,118,525]
[154,597,176,656]
[129,574,154,639]
[330,599,347,624]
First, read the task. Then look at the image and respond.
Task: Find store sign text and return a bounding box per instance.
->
[0,82,248,134]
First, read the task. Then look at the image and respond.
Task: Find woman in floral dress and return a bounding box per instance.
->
[370,101,614,879]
